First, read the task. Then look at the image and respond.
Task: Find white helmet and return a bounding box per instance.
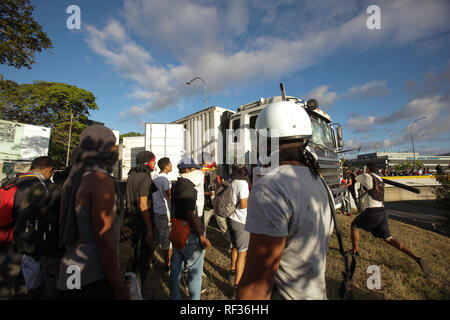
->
[255,100,312,140]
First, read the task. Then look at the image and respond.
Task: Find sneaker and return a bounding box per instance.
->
[231,285,238,299]
[418,258,433,278]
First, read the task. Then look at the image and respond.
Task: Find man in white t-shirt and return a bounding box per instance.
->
[351,162,432,277]
[237,99,333,300]
[227,164,250,294]
[152,157,172,273]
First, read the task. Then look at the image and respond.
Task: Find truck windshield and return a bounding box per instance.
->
[310,116,335,150]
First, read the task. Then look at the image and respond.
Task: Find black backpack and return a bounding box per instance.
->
[13,182,61,256]
[363,174,385,202]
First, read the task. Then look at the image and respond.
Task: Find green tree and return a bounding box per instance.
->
[0,81,98,165]
[0,0,52,69]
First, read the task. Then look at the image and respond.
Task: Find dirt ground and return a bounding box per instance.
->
[119,220,234,300]
[119,213,450,300]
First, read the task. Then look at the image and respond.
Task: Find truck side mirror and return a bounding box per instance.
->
[337,125,343,141]
[337,125,344,148]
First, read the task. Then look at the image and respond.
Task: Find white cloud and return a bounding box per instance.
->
[129,106,146,115]
[346,116,377,133]
[103,20,127,44]
[225,0,249,36]
[378,95,448,124]
[85,0,450,118]
[306,80,389,109]
[347,80,389,98]
[305,85,339,109]
[345,93,450,152]
[346,138,396,152]
[405,60,450,98]
[128,90,153,100]
[123,0,221,58]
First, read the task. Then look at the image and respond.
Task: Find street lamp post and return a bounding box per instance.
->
[186,76,207,110]
[409,116,427,172]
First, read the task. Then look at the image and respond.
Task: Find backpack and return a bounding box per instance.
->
[362,174,385,202]
[170,177,196,220]
[13,182,61,256]
[0,173,46,247]
[0,176,19,246]
[212,180,237,218]
[204,171,222,209]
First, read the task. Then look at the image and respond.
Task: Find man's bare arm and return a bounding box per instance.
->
[240,198,248,209]
[88,172,129,300]
[139,196,153,244]
[185,210,211,249]
[185,210,203,236]
[237,233,286,300]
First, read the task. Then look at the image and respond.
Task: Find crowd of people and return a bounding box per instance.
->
[0,122,254,300]
[0,101,433,301]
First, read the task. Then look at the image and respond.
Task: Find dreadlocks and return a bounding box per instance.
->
[277,139,321,178]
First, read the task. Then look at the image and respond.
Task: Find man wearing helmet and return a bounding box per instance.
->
[237,100,334,300]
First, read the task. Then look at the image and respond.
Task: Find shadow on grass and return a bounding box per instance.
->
[203,256,235,299]
[326,278,385,300]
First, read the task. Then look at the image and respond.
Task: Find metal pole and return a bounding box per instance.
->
[186,76,207,110]
[409,116,427,172]
[203,80,207,111]
[66,109,73,167]
[410,124,416,172]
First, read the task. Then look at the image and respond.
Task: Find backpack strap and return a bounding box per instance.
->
[357,173,381,201]
[356,173,374,200]
[319,176,356,300]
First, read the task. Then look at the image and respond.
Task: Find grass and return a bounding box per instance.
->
[326,214,450,300]
[119,214,450,300]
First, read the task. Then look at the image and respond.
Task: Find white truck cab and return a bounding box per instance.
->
[228,92,345,207]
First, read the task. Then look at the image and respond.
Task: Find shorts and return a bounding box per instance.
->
[351,207,392,240]
[153,214,171,250]
[226,218,250,252]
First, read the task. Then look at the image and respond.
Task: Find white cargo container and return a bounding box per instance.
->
[145,123,185,182]
[172,106,235,166]
[111,129,120,145]
[121,135,145,181]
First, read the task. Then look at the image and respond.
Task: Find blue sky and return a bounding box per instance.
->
[1,0,449,156]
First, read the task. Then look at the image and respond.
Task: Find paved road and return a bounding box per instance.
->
[346,194,448,236]
[385,201,448,236]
